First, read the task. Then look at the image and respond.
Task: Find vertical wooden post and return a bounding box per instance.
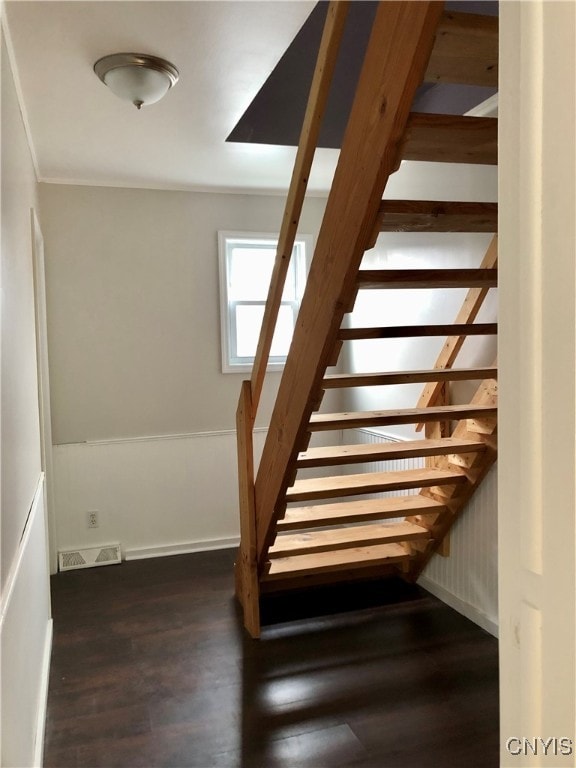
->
[235,381,261,638]
[424,383,451,460]
[425,383,451,556]
[249,1,350,417]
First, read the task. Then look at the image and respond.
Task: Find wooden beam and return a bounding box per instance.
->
[402,113,498,165]
[254,2,445,562]
[375,200,498,233]
[356,268,497,290]
[250,1,349,416]
[296,437,485,468]
[425,10,498,88]
[277,496,445,531]
[263,542,412,581]
[322,366,497,388]
[286,467,467,502]
[309,403,497,432]
[339,323,497,340]
[260,563,400,593]
[269,521,430,558]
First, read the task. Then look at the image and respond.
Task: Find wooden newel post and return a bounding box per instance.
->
[235,380,261,638]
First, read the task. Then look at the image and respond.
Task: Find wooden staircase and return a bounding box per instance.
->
[235,1,498,637]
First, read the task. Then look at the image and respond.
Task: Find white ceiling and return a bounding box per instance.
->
[4,0,342,194]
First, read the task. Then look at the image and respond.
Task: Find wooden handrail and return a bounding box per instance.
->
[249,1,350,419]
[254,1,445,562]
[235,1,348,637]
[414,234,498,430]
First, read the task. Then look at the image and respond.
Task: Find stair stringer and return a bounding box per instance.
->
[402,375,498,582]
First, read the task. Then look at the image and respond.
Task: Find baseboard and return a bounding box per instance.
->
[124,536,240,561]
[418,575,499,638]
[33,618,53,768]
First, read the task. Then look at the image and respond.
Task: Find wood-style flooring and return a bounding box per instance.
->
[44,548,499,768]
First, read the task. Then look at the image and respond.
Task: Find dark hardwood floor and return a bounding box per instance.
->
[44,549,499,768]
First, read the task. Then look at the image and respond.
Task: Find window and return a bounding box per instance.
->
[218,231,311,373]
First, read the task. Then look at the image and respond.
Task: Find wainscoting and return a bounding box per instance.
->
[342,428,498,636]
[52,428,343,561]
[52,430,265,560]
[53,427,497,635]
[0,474,52,768]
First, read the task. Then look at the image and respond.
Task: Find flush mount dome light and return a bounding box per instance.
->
[94,53,179,109]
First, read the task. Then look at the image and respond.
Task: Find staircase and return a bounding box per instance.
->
[235,1,498,638]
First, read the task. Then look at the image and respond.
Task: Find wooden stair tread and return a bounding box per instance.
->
[356,268,497,290]
[278,496,446,531]
[286,467,466,502]
[425,11,498,88]
[322,366,497,388]
[309,403,497,431]
[402,113,498,165]
[263,542,412,580]
[297,437,486,468]
[339,323,496,340]
[270,521,430,558]
[376,200,497,233]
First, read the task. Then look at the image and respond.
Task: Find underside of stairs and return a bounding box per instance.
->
[235,1,498,638]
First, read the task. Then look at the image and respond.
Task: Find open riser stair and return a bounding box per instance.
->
[234,1,498,638]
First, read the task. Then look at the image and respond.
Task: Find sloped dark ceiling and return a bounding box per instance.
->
[227,1,498,149]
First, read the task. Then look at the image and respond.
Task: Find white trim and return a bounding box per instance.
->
[0,474,44,626]
[418,575,498,638]
[1,11,40,180]
[33,618,53,768]
[31,208,58,574]
[37,176,331,198]
[124,536,240,561]
[54,426,268,448]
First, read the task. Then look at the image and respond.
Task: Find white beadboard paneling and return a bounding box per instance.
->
[422,465,498,634]
[343,428,498,633]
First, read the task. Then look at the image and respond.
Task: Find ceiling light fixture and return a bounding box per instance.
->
[94,53,179,110]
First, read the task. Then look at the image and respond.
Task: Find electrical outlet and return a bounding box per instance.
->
[87,511,99,528]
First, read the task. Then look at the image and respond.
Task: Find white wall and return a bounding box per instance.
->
[1,23,42,589]
[0,20,52,767]
[38,184,328,443]
[39,184,338,556]
[499,2,576,764]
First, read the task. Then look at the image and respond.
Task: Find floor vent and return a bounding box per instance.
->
[58,544,122,572]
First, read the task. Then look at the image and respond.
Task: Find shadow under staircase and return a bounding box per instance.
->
[235,0,498,638]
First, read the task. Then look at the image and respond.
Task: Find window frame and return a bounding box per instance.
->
[218,231,312,374]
